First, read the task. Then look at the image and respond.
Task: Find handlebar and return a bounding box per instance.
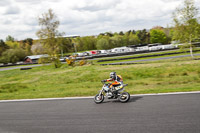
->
[101,80,107,83]
[123,84,128,87]
[101,81,105,84]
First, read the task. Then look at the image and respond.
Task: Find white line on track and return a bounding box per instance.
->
[0,91,200,103]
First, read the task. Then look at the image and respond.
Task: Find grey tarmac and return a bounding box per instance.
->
[0,93,200,133]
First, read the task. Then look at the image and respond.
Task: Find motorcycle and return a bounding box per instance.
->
[94,81,130,104]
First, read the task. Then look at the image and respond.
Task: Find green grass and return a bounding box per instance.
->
[0,57,200,100]
[94,49,200,64]
[96,53,200,64]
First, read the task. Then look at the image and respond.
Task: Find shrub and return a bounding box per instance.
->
[0,48,28,64]
[66,58,76,66]
[79,59,87,66]
[38,57,50,64]
[52,57,62,68]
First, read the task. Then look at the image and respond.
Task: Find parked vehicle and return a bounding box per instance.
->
[149,45,163,51]
[90,51,97,55]
[111,46,134,53]
[82,52,91,56]
[135,46,149,51]
[73,53,85,57]
[97,50,108,54]
[161,44,176,50]
[94,81,130,104]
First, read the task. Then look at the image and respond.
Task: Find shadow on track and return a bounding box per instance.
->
[129,96,143,102]
[103,96,143,103]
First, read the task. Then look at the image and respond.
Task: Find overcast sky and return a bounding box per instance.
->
[0,0,200,40]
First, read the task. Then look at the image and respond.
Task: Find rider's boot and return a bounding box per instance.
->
[112,90,118,99]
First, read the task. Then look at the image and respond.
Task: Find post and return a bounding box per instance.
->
[60,43,63,58]
[61,48,63,58]
[189,34,194,59]
[73,43,77,54]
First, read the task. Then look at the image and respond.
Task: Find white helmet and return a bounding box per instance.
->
[110,72,116,79]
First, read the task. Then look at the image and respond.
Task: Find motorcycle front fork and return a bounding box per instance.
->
[98,90,103,97]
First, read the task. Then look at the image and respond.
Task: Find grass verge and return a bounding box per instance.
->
[0,57,200,100]
[94,48,200,64]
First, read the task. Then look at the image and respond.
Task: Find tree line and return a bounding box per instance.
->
[75,27,171,52]
[0,0,200,66]
[0,26,171,64]
[0,36,33,64]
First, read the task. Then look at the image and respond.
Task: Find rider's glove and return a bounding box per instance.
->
[102,79,107,82]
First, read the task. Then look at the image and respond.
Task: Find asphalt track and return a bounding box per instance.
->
[0,93,200,133]
[102,53,200,65]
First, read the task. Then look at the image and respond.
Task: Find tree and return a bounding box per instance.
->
[122,32,129,46]
[0,39,8,56]
[19,38,33,55]
[172,0,200,58]
[96,38,109,50]
[75,36,96,52]
[163,27,173,44]
[109,35,123,48]
[136,29,150,44]
[36,9,64,68]
[61,38,73,53]
[119,31,124,36]
[31,42,46,55]
[105,32,114,37]
[128,32,140,46]
[6,35,15,42]
[82,36,96,50]
[23,38,33,46]
[0,48,27,64]
[75,37,84,51]
[132,30,136,34]
[150,29,167,44]
[5,41,20,49]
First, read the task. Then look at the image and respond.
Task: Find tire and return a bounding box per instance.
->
[119,92,130,103]
[20,68,32,70]
[94,94,104,104]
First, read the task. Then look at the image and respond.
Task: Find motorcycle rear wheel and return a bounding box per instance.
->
[119,92,130,103]
[94,94,104,104]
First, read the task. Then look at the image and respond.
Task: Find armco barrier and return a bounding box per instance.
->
[97,49,200,63]
[100,62,144,66]
[0,62,37,68]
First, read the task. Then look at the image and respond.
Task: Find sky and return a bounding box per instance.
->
[0,0,200,40]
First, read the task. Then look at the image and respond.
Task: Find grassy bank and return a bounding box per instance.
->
[95,49,200,64]
[0,57,200,100]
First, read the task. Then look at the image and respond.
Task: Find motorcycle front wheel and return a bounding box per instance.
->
[94,94,104,104]
[119,92,130,103]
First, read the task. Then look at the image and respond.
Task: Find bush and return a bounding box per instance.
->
[66,57,76,66]
[79,59,87,66]
[38,57,50,64]
[52,57,62,68]
[0,48,28,64]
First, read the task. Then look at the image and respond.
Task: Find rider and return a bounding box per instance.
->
[102,72,123,95]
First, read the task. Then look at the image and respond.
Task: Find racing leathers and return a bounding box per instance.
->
[105,75,123,92]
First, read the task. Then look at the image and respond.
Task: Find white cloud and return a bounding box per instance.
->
[0,0,11,6]
[0,0,199,40]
